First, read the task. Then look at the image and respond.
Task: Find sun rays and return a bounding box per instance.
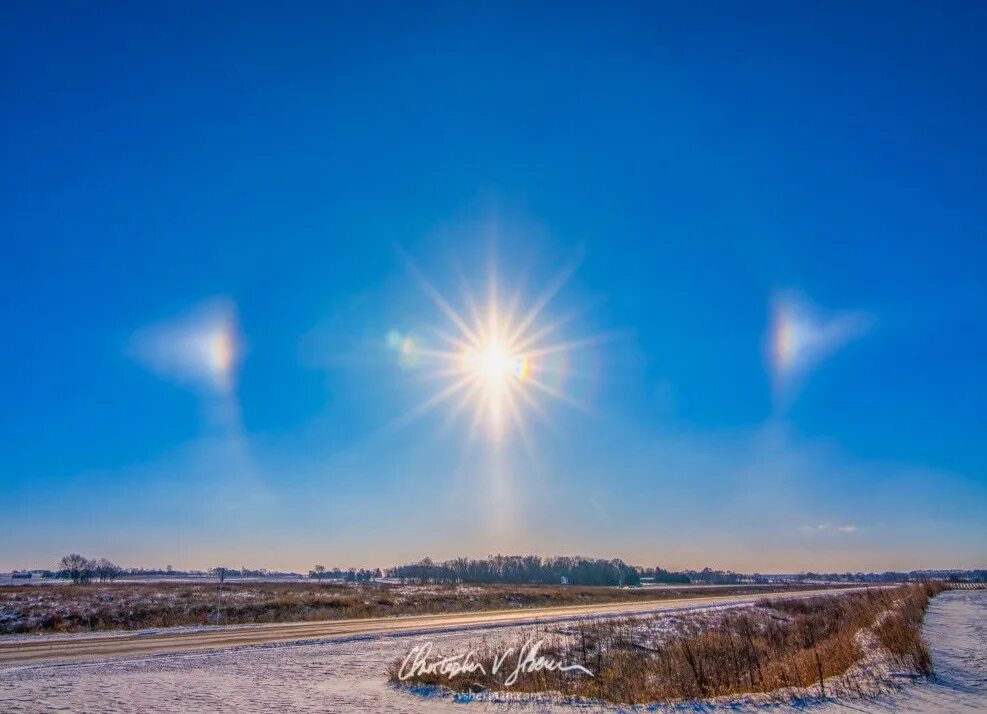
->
[387,252,606,446]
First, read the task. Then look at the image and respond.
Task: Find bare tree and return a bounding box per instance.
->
[210,567,228,625]
[313,564,326,583]
[94,558,122,582]
[59,554,93,584]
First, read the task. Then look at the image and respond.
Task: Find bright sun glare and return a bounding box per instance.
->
[465,342,528,386]
[388,251,606,444]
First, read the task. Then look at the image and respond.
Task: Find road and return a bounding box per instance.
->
[0,586,864,667]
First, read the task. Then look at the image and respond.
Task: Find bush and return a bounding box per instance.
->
[392,583,947,704]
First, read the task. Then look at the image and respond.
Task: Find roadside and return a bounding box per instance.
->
[1,588,983,713]
[0,587,862,666]
[392,583,940,704]
[0,580,845,635]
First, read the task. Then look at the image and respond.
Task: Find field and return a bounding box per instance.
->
[391,582,946,705]
[2,585,983,713]
[0,581,829,635]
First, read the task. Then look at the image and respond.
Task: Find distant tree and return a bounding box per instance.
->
[622,563,641,586]
[59,554,94,584]
[209,567,228,625]
[648,567,690,584]
[94,558,122,582]
[388,555,648,587]
[313,564,326,583]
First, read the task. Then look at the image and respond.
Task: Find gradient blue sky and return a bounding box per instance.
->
[2,2,985,572]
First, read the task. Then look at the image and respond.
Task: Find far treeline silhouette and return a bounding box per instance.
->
[388,555,645,586]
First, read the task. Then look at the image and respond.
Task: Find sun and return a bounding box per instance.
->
[387,252,606,444]
[465,342,528,387]
[457,335,531,438]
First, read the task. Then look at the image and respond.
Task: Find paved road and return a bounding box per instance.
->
[0,587,862,667]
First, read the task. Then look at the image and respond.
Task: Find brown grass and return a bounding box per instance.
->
[390,582,947,704]
[0,581,828,634]
[871,582,940,675]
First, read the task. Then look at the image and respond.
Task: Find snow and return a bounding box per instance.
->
[803,588,987,713]
[1,590,984,712]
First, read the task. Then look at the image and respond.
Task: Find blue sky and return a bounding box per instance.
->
[2,2,985,572]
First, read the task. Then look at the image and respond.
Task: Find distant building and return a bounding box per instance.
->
[11,571,32,579]
[560,575,569,585]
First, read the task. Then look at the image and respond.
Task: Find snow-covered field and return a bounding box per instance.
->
[807,588,987,713]
[0,590,983,713]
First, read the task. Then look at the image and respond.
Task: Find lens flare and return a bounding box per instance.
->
[513,355,530,381]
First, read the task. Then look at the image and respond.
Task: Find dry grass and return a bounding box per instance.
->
[391,582,947,704]
[0,581,825,634]
[871,583,939,675]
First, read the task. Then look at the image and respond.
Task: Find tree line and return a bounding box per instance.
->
[55,554,123,583]
[309,565,383,582]
[387,555,642,586]
[40,554,984,587]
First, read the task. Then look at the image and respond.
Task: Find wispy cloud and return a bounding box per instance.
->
[128,298,242,395]
[768,291,872,399]
[799,521,860,535]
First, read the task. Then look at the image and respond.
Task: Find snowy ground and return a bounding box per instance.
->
[805,588,987,713]
[0,590,983,712]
